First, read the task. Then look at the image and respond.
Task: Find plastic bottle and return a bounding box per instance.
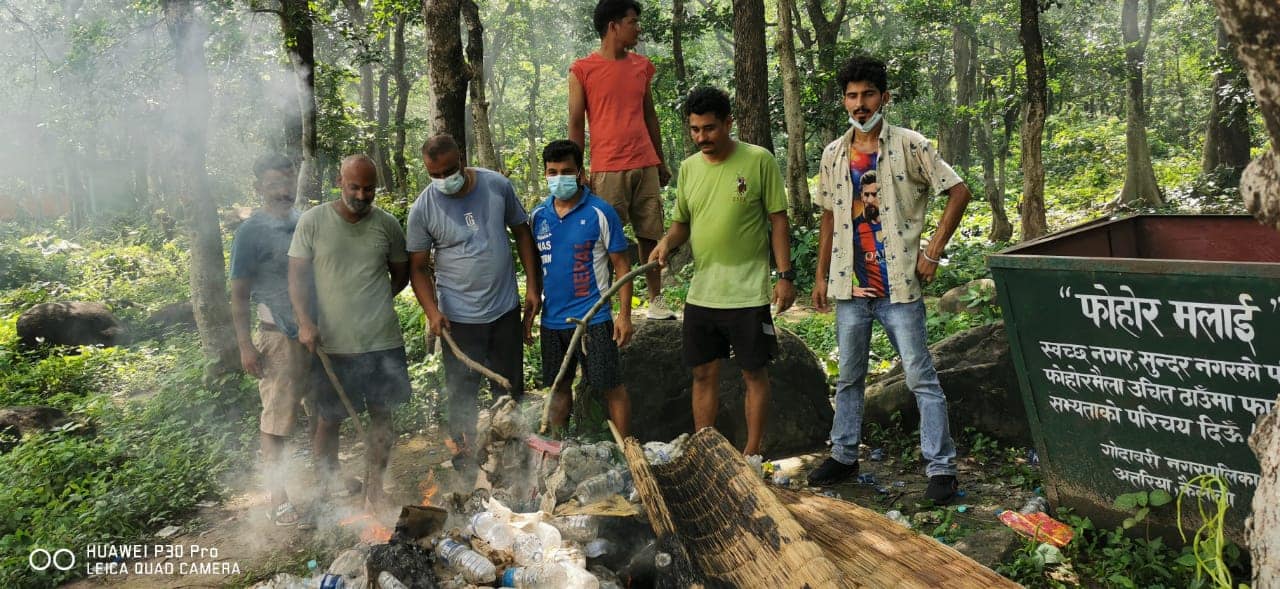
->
[376,571,409,589]
[551,545,588,569]
[573,470,629,505]
[1019,496,1050,515]
[435,537,498,584]
[584,538,612,558]
[552,514,600,542]
[501,563,570,589]
[532,521,562,553]
[513,532,546,565]
[883,510,912,529]
[471,511,517,550]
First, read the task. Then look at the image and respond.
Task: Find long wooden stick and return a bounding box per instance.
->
[438,328,511,390]
[315,350,367,440]
[539,261,659,433]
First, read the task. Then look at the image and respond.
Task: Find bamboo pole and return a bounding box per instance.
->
[538,261,659,433]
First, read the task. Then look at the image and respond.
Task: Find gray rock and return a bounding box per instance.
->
[149,300,195,332]
[953,526,1023,569]
[937,278,998,315]
[620,318,834,458]
[863,321,1030,447]
[16,301,128,348]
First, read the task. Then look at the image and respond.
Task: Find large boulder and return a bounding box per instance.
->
[936,278,998,315]
[619,318,834,458]
[863,321,1030,447]
[16,302,128,348]
[149,300,196,333]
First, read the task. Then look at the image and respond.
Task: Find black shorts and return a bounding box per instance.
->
[540,321,621,391]
[312,347,412,421]
[682,304,777,370]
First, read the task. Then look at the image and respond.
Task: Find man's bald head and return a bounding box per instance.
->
[337,154,378,217]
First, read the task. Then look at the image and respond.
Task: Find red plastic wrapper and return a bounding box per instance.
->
[997,510,1074,547]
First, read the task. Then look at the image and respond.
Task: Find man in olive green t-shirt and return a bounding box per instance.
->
[650,87,795,457]
[288,154,411,513]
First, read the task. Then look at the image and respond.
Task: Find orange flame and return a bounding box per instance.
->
[338,512,392,544]
[419,471,439,506]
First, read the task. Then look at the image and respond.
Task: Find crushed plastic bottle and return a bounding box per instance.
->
[1019,496,1050,515]
[376,571,408,589]
[513,532,547,565]
[502,563,570,589]
[584,538,612,558]
[552,515,599,543]
[436,537,497,584]
[869,448,886,461]
[573,469,630,505]
[857,472,877,485]
[551,545,587,569]
[472,511,517,550]
[745,454,764,476]
[884,510,912,529]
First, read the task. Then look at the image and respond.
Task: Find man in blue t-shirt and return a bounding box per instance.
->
[530,140,633,437]
[407,134,541,469]
[228,154,310,526]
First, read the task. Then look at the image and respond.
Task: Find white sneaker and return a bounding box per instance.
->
[646,296,677,320]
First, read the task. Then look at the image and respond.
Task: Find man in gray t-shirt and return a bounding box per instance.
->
[407,134,541,470]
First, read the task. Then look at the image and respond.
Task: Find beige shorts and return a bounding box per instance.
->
[255,328,311,437]
[590,166,664,241]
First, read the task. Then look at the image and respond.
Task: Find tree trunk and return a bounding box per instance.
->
[732,0,772,153]
[376,28,395,192]
[162,0,238,384]
[423,0,469,161]
[804,0,849,146]
[279,0,320,203]
[461,0,499,171]
[1019,0,1048,240]
[672,0,692,157]
[776,0,812,221]
[1210,1,1280,579]
[526,59,542,196]
[948,3,977,169]
[391,11,412,195]
[1117,0,1163,206]
[1201,19,1252,174]
[977,84,1012,242]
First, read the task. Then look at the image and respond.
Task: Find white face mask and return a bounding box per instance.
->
[433,169,466,195]
[848,109,883,134]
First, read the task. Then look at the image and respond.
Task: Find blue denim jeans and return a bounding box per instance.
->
[831,298,957,476]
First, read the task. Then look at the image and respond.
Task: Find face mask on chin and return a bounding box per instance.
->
[434,169,466,195]
[848,108,884,134]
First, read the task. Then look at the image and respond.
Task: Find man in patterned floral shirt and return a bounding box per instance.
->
[808,55,973,504]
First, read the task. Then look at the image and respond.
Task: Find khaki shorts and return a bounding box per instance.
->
[590,166,664,241]
[255,327,311,437]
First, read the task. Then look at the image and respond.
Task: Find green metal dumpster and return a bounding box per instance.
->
[989,214,1280,542]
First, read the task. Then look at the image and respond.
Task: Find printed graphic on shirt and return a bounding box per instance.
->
[849,150,888,297]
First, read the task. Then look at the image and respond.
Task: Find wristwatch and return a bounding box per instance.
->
[775,269,796,282]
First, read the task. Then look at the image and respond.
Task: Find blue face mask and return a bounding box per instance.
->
[547,175,579,200]
[433,169,466,195]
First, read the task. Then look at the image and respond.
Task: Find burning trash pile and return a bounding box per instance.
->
[253,397,690,589]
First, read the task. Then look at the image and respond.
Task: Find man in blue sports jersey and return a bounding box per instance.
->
[529,140,634,437]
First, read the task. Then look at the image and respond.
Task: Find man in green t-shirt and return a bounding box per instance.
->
[649,86,796,457]
[288,154,411,513]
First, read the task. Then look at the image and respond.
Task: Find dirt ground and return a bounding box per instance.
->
[61,414,1038,588]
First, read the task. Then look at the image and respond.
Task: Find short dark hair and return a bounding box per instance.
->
[836,55,888,94]
[593,0,641,38]
[683,86,732,122]
[421,134,460,160]
[253,154,294,181]
[542,140,584,170]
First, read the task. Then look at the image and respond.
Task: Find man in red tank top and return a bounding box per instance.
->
[569,0,675,320]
